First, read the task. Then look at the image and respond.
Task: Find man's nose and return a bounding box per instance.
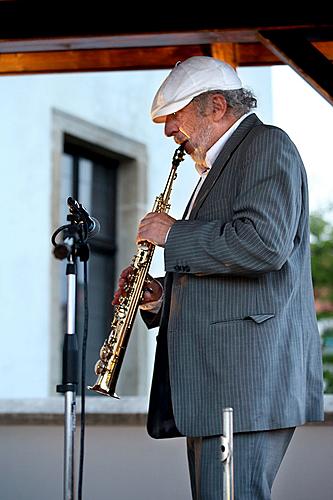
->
[164,115,178,137]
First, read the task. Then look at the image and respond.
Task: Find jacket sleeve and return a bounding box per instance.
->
[164,127,303,276]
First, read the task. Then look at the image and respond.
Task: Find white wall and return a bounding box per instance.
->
[0,423,332,500]
[271,66,333,215]
[0,70,171,398]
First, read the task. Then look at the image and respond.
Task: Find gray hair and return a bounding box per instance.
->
[193,89,257,119]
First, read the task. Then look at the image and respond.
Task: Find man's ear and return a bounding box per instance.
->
[212,94,227,121]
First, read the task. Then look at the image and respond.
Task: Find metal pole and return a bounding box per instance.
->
[221,407,234,500]
[64,391,76,500]
[57,252,78,500]
[64,262,77,500]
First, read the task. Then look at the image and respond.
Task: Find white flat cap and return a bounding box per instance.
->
[151,56,243,123]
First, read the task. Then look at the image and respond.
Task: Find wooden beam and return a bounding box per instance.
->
[211,40,333,67]
[211,43,237,68]
[0,42,281,75]
[0,46,209,75]
[0,30,258,53]
[235,43,281,66]
[0,29,331,57]
[313,41,333,60]
[258,30,333,105]
[0,38,332,76]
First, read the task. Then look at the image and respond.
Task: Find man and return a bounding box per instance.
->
[113,56,324,499]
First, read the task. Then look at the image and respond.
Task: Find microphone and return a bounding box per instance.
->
[85,216,100,239]
[67,197,100,239]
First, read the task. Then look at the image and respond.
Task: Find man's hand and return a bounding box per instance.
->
[136,212,176,247]
[112,266,162,306]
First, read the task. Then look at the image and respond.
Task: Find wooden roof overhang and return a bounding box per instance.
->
[0,5,332,105]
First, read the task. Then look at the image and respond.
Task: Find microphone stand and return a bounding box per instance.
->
[51,200,91,500]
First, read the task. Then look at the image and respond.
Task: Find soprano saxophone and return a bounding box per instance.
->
[88,145,186,397]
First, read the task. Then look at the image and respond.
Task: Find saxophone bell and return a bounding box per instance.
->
[88,345,121,398]
[88,378,119,399]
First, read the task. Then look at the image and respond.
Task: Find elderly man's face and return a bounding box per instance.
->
[164,99,216,167]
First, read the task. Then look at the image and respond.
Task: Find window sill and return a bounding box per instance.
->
[0,396,149,426]
[0,396,332,426]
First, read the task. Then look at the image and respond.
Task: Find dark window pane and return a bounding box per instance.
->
[60,140,118,395]
[77,252,115,386]
[91,161,117,240]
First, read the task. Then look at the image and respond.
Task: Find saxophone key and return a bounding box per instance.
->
[94,360,106,375]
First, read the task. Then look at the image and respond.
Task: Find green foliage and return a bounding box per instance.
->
[323,369,333,393]
[310,210,333,302]
[310,209,333,393]
[322,328,333,394]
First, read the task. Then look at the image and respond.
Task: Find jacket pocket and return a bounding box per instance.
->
[211,313,275,325]
[244,314,275,324]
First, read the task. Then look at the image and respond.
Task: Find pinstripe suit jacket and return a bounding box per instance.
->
[143,113,324,438]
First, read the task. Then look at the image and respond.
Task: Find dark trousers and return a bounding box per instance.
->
[186,427,295,500]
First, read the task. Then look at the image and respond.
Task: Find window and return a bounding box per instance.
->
[51,110,150,399]
[59,138,118,393]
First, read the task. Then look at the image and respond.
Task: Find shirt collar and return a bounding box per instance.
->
[195,113,250,175]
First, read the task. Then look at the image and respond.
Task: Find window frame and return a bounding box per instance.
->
[50,109,151,400]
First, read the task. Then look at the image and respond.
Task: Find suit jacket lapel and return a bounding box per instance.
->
[189,113,262,220]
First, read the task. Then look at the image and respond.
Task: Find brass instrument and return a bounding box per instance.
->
[88,145,186,397]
